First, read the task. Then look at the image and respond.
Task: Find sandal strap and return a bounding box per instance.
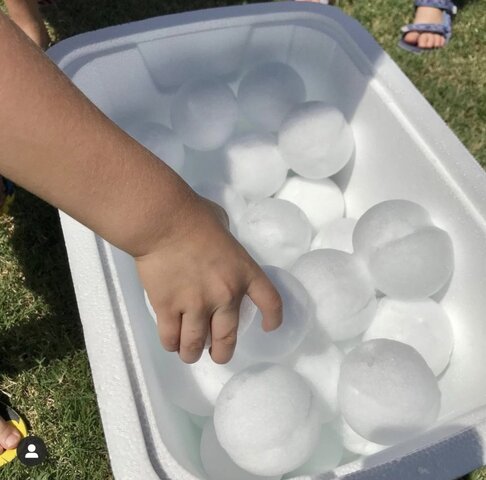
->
[401,22,450,37]
[414,0,457,15]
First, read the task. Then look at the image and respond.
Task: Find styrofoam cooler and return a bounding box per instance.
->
[47,3,486,479]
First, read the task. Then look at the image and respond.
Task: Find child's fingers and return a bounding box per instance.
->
[157,311,182,353]
[247,269,283,332]
[209,305,239,364]
[0,416,21,451]
[179,310,210,363]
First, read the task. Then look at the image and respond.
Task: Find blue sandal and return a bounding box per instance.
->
[399,0,457,53]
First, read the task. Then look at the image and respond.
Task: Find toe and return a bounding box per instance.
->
[424,33,435,49]
[434,35,442,48]
[404,31,420,45]
[424,34,434,48]
[0,417,22,450]
[418,33,429,49]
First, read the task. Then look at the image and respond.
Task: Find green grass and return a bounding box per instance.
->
[0,189,112,480]
[340,0,486,167]
[0,0,485,479]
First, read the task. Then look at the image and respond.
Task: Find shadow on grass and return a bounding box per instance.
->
[0,189,84,377]
[41,0,269,42]
[455,1,475,8]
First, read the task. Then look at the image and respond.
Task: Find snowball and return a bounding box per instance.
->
[362,298,454,376]
[333,417,385,456]
[275,176,345,231]
[237,62,306,132]
[291,249,377,341]
[214,363,322,476]
[311,218,357,253]
[223,133,288,201]
[171,77,238,151]
[201,419,281,480]
[237,266,312,361]
[193,181,247,229]
[237,198,312,268]
[353,200,454,299]
[279,102,354,179]
[338,339,441,445]
[291,329,344,423]
[287,425,343,476]
[158,347,250,416]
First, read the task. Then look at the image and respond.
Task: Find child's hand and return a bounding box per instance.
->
[0,14,282,366]
[137,196,283,365]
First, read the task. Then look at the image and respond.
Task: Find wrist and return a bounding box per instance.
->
[120,175,202,258]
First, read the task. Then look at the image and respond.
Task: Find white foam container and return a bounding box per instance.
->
[48,3,486,479]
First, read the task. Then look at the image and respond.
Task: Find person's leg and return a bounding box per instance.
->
[403,5,447,49]
[1,0,49,440]
[4,0,50,49]
[1,0,49,212]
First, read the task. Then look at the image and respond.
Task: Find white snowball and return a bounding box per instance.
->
[214,363,322,476]
[371,226,454,299]
[124,121,185,173]
[287,425,343,477]
[291,329,344,423]
[237,266,313,361]
[353,200,454,299]
[291,249,377,341]
[333,417,385,456]
[201,419,281,480]
[353,200,430,256]
[311,218,357,253]
[275,176,345,231]
[171,77,238,151]
[158,348,250,417]
[193,181,247,229]
[279,102,354,179]
[238,62,306,132]
[362,298,454,376]
[223,133,288,201]
[237,198,312,268]
[338,339,441,445]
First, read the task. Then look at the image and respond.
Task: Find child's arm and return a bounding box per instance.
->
[0,12,283,365]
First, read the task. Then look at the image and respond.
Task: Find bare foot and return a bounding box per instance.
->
[4,0,51,49]
[403,6,446,49]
